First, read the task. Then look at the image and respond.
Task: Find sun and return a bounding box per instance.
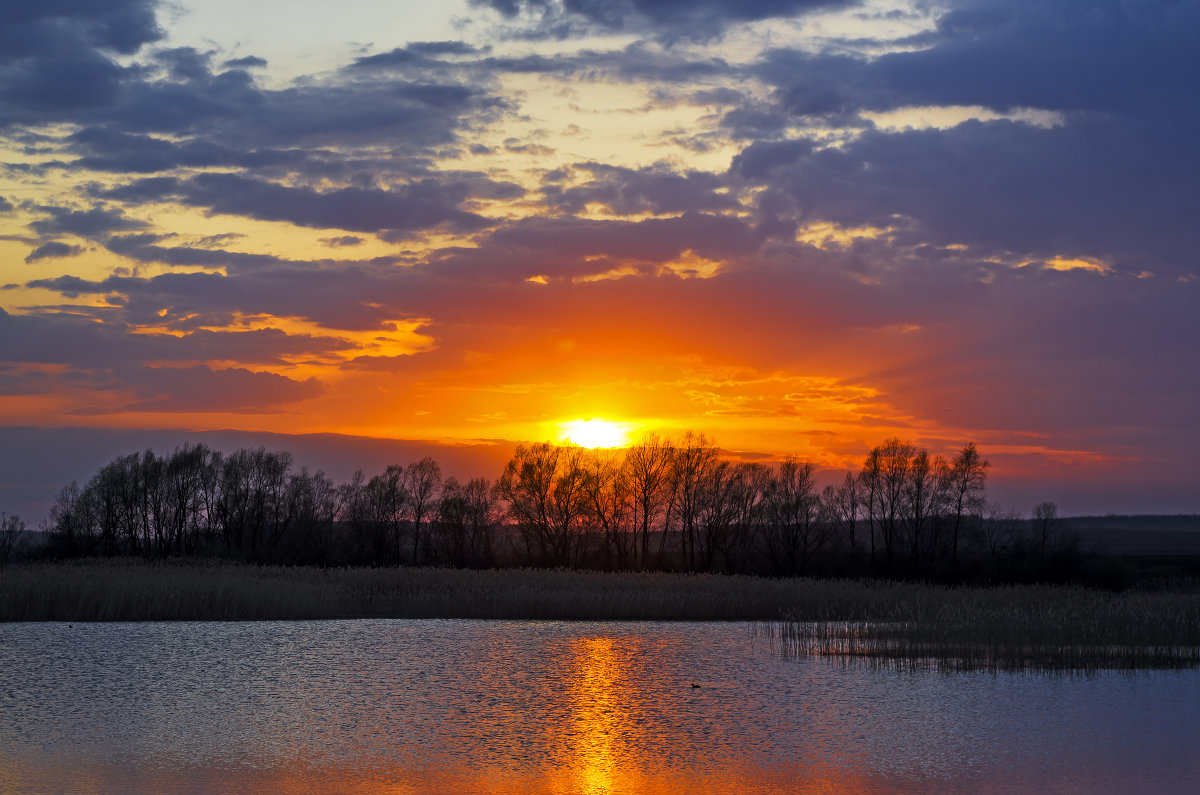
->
[560,418,632,449]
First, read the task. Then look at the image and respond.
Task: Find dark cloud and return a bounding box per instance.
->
[0,307,334,415]
[544,162,737,215]
[351,41,488,70]
[0,0,162,125]
[222,55,267,69]
[25,241,83,263]
[322,236,365,247]
[408,41,488,56]
[27,264,398,332]
[102,234,287,270]
[29,204,148,239]
[731,114,1199,273]
[0,306,352,369]
[1,0,162,58]
[74,364,326,414]
[472,0,858,40]
[430,212,760,282]
[101,172,496,235]
[747,1,1200,122]
[723,0,1200,274]
[67,126,308,173]
[476,43,735,83]
[0,196,14,213]
[875,0,1200,118]
[7,29,506,183]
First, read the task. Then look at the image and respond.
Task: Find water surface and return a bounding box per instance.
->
[2,620,1197,793]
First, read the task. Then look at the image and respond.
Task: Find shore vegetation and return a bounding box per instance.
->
[3,560,1198,672]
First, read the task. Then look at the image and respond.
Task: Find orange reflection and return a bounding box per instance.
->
[566,637,624,794]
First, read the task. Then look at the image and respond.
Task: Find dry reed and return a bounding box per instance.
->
[770,584,1200,671]
[3,560,1198,671]
[0,559,815,622]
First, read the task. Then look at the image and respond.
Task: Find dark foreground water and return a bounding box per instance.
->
[2,620,1198,794]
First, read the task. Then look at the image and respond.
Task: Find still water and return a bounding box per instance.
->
[2,620,1198,793]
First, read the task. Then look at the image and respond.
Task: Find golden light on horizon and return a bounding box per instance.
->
[560,418,633,449]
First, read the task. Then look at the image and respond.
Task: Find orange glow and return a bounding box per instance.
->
[559,419,633,449]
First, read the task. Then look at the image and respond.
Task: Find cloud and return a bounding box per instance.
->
[28,204,148,239]
[731,117,1199,274]
[543,162,738,216]
[222,55,267,69]
[471,0,858,40]
[0,0,162,58]
[426,212,760,283]
[722,0,1200,274]
[0,0,162,126]
[101,172,497,235]
[86,365,326,414]
[68,126,308,173]
[321,235,365,247]
[350,41,488,70]
[0,307,334,415]
[24,241,83,263]
[0,306,352,369]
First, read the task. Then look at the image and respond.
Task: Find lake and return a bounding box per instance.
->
[2,620,1198,793]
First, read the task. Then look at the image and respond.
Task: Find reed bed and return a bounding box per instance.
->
[3,560,1199,671]
[0,559,824,622]
[770,585,1200,672]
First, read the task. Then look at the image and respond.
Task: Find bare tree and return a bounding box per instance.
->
[497,444,587,567]
[338,470,372,563]
[867,438,913,565]
[672,431,719,571]
[904,449,946,567]
[363,465,409,564]
[722,462,770,573]
[580,449,633,569]
[859,449,881,563]
[0,513,24,569]
[694,460,736,571]
[287,468,339,565]
[1033,501,1060,560]
[623,434,675,569]
[405,457,442,565]
[977,502,1023,560]
[432,476,499,568]
[162,444,212,556]
[944,442,989,564]
[45,481,96,558]
[822,471,861,556]
[761,457,824,575]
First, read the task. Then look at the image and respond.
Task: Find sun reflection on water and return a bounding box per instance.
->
[567,637,624,795]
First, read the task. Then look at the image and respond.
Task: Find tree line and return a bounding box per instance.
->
[5,434,1081,582]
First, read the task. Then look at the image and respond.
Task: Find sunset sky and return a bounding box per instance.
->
[2,0,1197,515]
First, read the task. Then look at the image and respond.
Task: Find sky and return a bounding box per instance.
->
[1,0,1198,516]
